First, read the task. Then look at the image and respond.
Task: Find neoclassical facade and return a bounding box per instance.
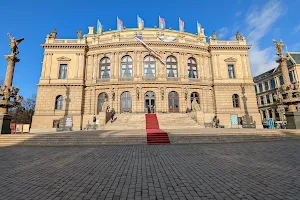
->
[31,26,261,131]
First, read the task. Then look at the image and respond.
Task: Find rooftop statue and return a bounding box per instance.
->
[235,31,243,41]
[273,39,285,56]
[212,31,217,40]
[48,29,57,39]
[7,33,24,56]
[77,29,82,39]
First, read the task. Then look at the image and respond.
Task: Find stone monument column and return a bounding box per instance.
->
[0,33,24,134]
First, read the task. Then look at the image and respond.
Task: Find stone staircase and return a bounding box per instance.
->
[102,113,146,130]
[156,113,200,130]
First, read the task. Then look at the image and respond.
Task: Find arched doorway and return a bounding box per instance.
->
[97,92,108,113]
[168,91,179,113]
[145,91,155,113]
[120,91,132,113]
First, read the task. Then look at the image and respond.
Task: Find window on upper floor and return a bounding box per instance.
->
[266,94,271,104]
[232,94,240,108]
[289,71,295,83]
[228,64,235,79]
[121,56,133,78]
[270,78,276,89]
[254,85,257,93]
[264,81,269,91]
[272,93,276,102]
[55,95,64,110]
[144,56,156,77]
[279,76,284,85]
[58,64,68,79]
[188,58,198,78]
[259,83,263,93]
[100,57,110,78]
[260,96,264,105]
[166,56,178,77]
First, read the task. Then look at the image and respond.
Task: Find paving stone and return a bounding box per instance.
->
[0,141,300,200]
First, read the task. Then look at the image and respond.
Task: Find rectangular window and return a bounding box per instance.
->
[228,64,235,79]
[259,83,263,93]
[254,85,257,93]
[270,79,276,89]
[260,96,264,105]
[264,81,269,91]
[289,71,295,83]
[269,110,273,119]
[272,93,276,102]
[279,76,284,85]
[266,94,271,104]
[59,64,68,79]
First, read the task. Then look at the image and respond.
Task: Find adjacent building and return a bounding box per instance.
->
[253,52,300,122]
[31,24,262,132]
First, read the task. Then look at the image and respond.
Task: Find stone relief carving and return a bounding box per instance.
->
[57,56,71,61]
[224,57,237,62]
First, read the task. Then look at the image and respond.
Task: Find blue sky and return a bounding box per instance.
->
[0,0,299,98]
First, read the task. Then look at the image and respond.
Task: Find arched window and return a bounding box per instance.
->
[55,95,64,110]
[191,92,200,104]
[100,57,110,78]
[121,56,133,78]
[144,56,156,77]
[232,94,240,108]
[166,56,178,77]
[188,58,198,78]
[97,93,108,113]
[228,64,235,79]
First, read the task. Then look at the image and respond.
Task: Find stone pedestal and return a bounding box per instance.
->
[0,114,12,134]
[285,112,300,129]
[195,111,205,127]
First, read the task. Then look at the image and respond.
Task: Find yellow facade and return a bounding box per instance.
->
[31,26,262,131]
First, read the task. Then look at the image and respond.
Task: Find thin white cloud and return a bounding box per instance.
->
[218,27,229,39]
[244,0,285,76]
[236,12,242,17]
[293,24,300,33]
[289,42,300,51]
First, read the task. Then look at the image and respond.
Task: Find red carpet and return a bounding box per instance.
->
[145,114,170,145]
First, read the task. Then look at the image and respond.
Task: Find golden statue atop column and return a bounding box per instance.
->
[0,33,24,134]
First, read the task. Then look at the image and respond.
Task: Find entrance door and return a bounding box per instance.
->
[145,91,155,113]
[120,91,132,113]
[168,91,179,113]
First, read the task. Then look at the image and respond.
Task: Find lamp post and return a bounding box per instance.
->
[0,33,24,134]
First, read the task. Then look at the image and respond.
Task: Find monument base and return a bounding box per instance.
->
[242,114,256,128]
[285,111,300,129]
[0,114,12,134]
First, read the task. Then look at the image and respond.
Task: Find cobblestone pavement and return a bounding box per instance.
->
[0,141,299,200]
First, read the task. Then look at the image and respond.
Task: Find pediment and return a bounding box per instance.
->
[57,56,71,61]
[224,57,237,62]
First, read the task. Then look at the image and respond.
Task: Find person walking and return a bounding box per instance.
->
[111,108,116,123]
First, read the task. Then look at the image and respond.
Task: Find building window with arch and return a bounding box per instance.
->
[191,92,200,104]
[55,95,64,110]
[188,58,198,78]
[59,64,68,79]
[97,92,108,113]
[166,56,178,77]
[100,57,110,78]
[228,64,235,79]
[270,78,276,89]
[121,55,133,78]
[144,55,156,77]
[279,76,284,85]
[232,94,240,108]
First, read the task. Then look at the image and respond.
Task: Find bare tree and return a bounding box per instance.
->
[9,94,36,124]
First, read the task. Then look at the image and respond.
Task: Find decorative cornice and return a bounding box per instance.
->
[88,42,209,52]
[41,44,88,49]
[224,57,237,62]
[57,56,71,61]
[209,45,251,50]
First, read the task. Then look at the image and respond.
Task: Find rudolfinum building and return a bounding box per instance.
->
[31,21,262,131]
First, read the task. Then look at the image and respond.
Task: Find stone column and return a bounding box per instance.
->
[4,55,20,88]
[277,56,290,86]
[41,53,47,78]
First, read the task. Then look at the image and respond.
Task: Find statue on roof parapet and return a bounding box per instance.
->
[77,29,82,39]
[236,31,244,41]
[47,29,57,39]
[212,31,217,40]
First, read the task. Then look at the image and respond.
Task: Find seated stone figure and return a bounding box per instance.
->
[191,98,201,111]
